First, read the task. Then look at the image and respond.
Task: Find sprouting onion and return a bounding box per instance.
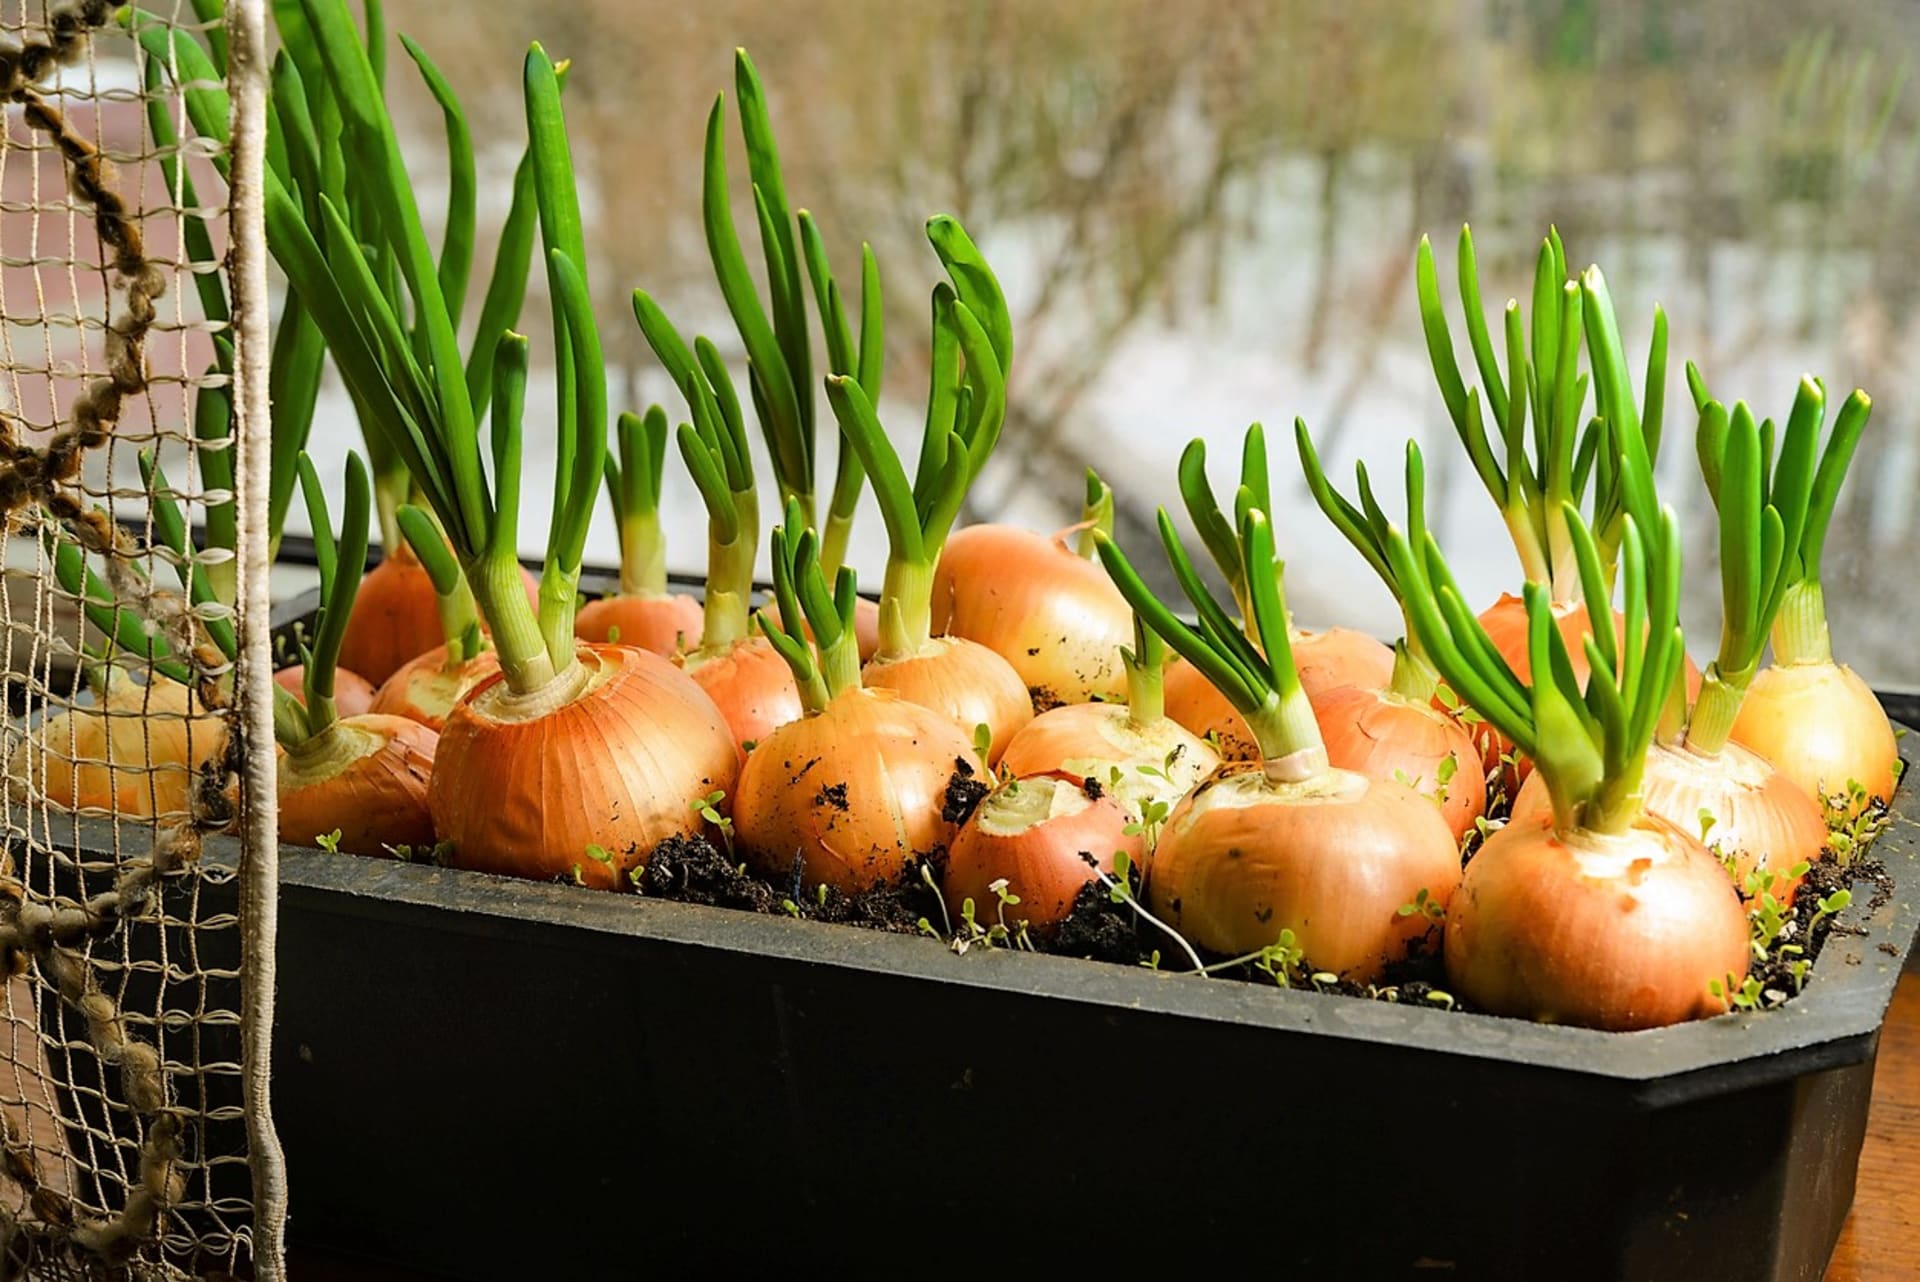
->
[272,451,438,855]
[932,468,1135,709]
[572,405,702,654]
[1162,424,1394,760]
[1384,353,1748,1028]
[822,217,1034,763]
[734,501,984,893]
[629,295,803,758]
[128,3,547,685]
[1681,369,1894,817]
[1295,425,1487,841]
[365,506,503,732]
[1094,494,1459,981]
[261,28,736,886]
[1517,370,1844,886]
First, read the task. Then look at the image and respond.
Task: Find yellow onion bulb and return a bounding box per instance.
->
[1731,660,1898,819]
[340,545,539,686]
[863,636,1034,764]
[679,637,806,762]
[430,644,738,890]
[944,775,1145,931]
[275,664,377,719]
[1148,765,1461,981]
[574,592,704,656]
[368,645,503,733]
[1312,685,1486,844]
[998,701,1218,821]
[8,674,225,818]
[278,714,437,855]
[931,523,1133,709]
[1443,810,1750,1030]
[1510,741,1826,895]
[735,686,985,894]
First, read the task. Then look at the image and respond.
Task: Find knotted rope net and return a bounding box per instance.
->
[0,1,282,1277]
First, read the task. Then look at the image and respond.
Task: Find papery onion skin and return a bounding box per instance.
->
[339,546,540,686]
[1731,660,1898,818]
[932,524,1133,708]
[863,636,1034,764]
[1165,630,1394,763]
[735,687,985,894]
[1312,685,1485,843]
[278,715,438,855]
[998,702,1219,819]
[8,676,225,818]
[1293,628,1396,700]
[368,645,504,733]
[430,644,738,890]
[1443,810,1750,1031]
[574,592,703,656]
[275,664,377,719]
[1148,765,1461,981]
[1511,741,1825,895]
[680,637,806,763]
[943,776,1144,930]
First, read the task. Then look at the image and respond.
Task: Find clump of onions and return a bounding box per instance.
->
[1098,493,1460,982]
[1296,425,1487,842]
[367,509,503,732]
[931,472,1133,709]
[1690,373,1895,818]
[999,611,1218,821]
[736,511,984,893]
[273,453,439,856]
[944,774,1144,932]
[273,43,739,883]
[1393,264,1750,1030]
[275,664,375,718]
[1160,428,1394,760]
[824,218,1033,763]
[573,406,702,655]
[7,668,224,819]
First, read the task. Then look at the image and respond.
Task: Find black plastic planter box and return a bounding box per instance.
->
[180,587,1920,1277]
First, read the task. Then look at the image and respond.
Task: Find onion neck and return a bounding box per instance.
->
[877,557,936,660]
[435,572,484,663]
[1574,758,1648,837]
[698,509,756,653]
[1684,663,1750,758]
[537,563,583,680]
[1123,650,1164,728]
[818,629,862,704]
[1771,579,1833,666]
[282,717,367,777]
[618,510,668,598]
[1076,480,1114,559]
[372,469,407,561]
[272,684,312,750]
[1245,683,1328,784]
[471,554,559,696]
[1386,636,1441,703]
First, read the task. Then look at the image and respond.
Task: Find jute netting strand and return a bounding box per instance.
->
[0,0,284,1278]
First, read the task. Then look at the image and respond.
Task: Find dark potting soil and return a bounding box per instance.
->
[628,775,1896,1016]
[942,758,990,825]
[639,835,946,936]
